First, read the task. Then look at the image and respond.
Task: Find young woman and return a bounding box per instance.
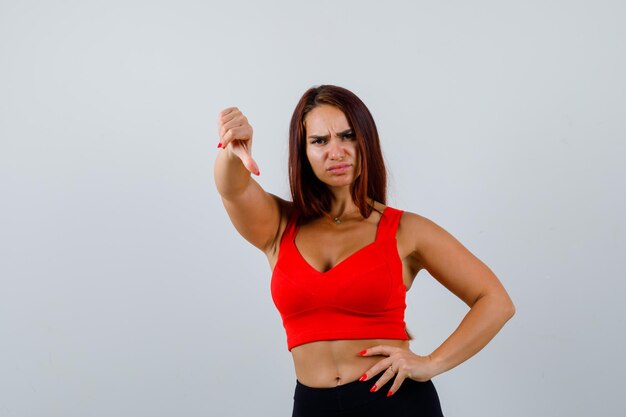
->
[214,85,515,416]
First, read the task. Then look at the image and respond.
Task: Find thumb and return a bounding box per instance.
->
[231,140,260,176]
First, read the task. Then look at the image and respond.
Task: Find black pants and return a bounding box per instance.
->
[292,371,444,417]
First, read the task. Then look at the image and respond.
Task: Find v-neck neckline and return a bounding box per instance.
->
[291,206,388,275]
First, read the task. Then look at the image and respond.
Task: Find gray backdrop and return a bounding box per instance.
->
[1,1,624,416]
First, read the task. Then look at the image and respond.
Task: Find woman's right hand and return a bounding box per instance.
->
[217,107,260,176]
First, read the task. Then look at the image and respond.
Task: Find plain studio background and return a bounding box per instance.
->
[1,1,624,416]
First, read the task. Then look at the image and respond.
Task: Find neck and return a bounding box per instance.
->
[327,186,362,214]
[328,198,358,218]
[325,197,374,224]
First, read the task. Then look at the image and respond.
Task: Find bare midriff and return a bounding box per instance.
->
[290,338,410,388]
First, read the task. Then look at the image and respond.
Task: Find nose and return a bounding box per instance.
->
[328,138,345,160]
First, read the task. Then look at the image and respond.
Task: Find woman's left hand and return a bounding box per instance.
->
[358,345,438,396]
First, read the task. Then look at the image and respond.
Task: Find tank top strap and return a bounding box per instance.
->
[377,206,404,241]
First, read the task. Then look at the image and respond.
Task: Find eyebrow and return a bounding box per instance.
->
[307,129,354,140]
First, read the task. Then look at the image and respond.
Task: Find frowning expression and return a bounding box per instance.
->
[304,105,361,188]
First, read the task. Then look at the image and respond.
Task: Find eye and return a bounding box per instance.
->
[342,132,355,140]
[311,138,327,145]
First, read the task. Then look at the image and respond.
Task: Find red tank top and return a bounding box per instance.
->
[270,206,409,351]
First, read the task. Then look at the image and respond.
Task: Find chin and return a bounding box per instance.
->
[324,175,356,188]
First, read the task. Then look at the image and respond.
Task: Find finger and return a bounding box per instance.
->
[217,113,242,138]
[360,356,391,382]
[219,117,246,140]
[386,372,408,397]
[359,345,398,357]
[230,140,260,175]
[217,108,240,129]
[221,126,251,149]
[218,107,239,120]
[244,157,260,176]
[370,366,397,393]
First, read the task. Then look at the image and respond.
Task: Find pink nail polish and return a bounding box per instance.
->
[369,385,377,393]
[359,374,367,382]
[358,349,367,356]
[387,390,394,397]
[217,142,223,148]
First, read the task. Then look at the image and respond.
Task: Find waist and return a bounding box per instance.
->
[291,338,410,388]
[292,368,442,416]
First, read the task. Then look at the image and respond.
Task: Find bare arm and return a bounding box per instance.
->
[214,107,288,253]
[360,212,515,395]
[409,212,515,376]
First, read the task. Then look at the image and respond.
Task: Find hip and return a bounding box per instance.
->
[292,369,444,417]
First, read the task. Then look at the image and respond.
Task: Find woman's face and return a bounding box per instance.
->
[303,105,361,188]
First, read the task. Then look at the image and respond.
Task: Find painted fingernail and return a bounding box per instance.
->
[255,170,260,176]
[369,385,377,393]
[387,390,394,397]
[217,142,223,148]
[358,349,367,356]
[359,374,367,382]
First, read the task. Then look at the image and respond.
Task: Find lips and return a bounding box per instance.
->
[326,164,352,174]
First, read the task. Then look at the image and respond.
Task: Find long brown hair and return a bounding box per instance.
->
[288,85,387,224]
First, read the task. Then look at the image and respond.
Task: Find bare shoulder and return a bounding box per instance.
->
[264,195,295,257]
[396,208,434,236]
[395,209,509,308]
[396,209,465,260]
[395,210,436,266]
